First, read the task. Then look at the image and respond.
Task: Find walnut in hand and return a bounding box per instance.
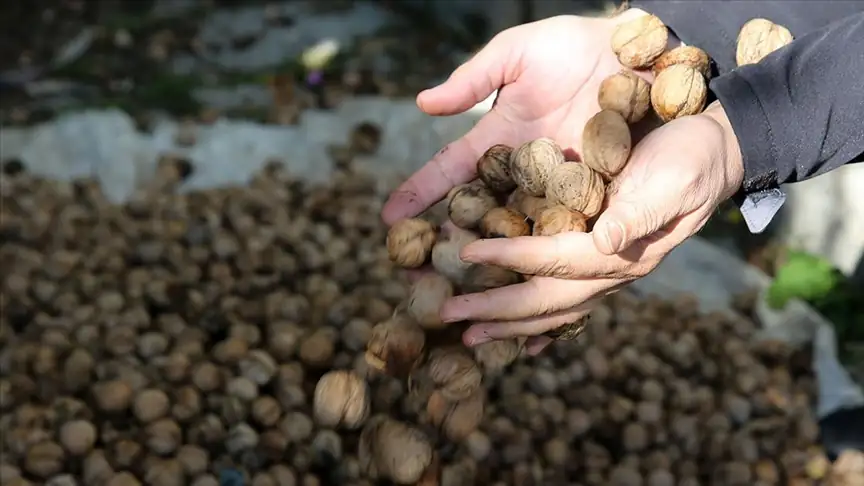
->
[736,18,793,66]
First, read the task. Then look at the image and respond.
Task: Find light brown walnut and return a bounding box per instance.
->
[582,109,632,179]
[736,18,793,66]
[545,164,606,218]
[650,64,707,122]
[510,138,565,197]
[653,46,711,78]
[598,71,651,124]
[386,218,436,268]
[611,14,669,69]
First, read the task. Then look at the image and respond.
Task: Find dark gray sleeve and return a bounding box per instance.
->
[628,0,862,74]
[627,1,864,232]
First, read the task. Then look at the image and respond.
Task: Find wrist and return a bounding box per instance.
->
[702,100,745,199]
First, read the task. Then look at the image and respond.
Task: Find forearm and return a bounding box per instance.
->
[712,13,864,194]
[627,0,862,74]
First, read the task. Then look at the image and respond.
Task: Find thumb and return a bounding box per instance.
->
[417,31,518,116]
[592,183,690,255]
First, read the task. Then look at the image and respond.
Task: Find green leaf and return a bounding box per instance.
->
[766,250,842,309]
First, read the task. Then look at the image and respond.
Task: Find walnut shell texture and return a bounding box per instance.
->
[610,14,669,69]
[426,388,485,442]
[477,144,516,193]
[447,181,498,229]
[653,46,711,78]
[650,64,707,123]
[545,164,606,218]
[426,348,483,401]
[598,71,651,124]
[386,218,436,268]
[363,417,433,484]
[473,338,524,374]
[533,205,589,236]
[313,370,370,429]
[407,273,454,330]
[479,207,530,239]
[510,138,565,197]
[365,314,426,377]
[736,18,794,66]
[582,109,632,180]
[506,189,552,222]
[431,227,478,284]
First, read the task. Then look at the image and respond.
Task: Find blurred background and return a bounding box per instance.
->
[1,1,863,484]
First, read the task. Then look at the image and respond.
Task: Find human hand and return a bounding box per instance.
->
[439,102,745,355]
[381,10,656,225]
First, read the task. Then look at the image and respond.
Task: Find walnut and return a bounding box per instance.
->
[473,338,524,374]
[359,416,433,484]
[598,71,651,124]
[407,273,454,330]
[446,182,498,230]
[365,314,426,377]
[92,380,133,412]
[505,189,553,222]
[423,347,482,401]
[313,370,370,429]
[426,388,485,442]
[431,226,478,285]
[107,472,142,486]
[477,144,516,193]
[479,207,530,239]
[736,18,794,66]
[176,445,209,477]
[653,46,711,78]
[58,420,97,455]
[510,138,565,196]
[386,218,437,268]
[533,205,588,236]
[238,350,278,385]
[145,418,182,455]
[298,328,336,368]
[133,389,170,423]
[25,441,65,478]
[650,64,708,122]
[582,109,632,180]
[545,163,606,218]
[610,14,669,69]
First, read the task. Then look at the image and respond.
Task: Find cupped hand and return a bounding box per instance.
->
[381,12,648,225]
[442,103,745,354]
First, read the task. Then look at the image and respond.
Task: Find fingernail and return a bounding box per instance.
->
[439,303,463,323]
[603,220,625,253]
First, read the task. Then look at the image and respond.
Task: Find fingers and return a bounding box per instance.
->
[441,276,614,323]
[460,232,639,279]
[461,301,594,345]
[417,30,519,116]
[381,112,514,224]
